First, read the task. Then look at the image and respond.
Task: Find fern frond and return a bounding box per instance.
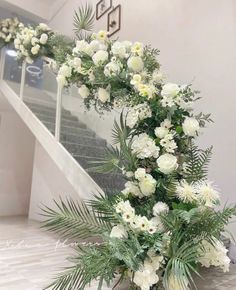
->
[41,198,111,240]
[184,141,213,182]
[73,3,95,40]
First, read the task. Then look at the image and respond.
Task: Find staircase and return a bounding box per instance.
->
[24,100,125,194]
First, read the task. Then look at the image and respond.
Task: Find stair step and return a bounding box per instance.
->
[60,134,106,147]
[25,101,71,117]
[88,172,126,189]
[63,143,107,158]
[73,155,104,169]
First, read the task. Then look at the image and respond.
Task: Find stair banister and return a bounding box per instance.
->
[55,83,62,141]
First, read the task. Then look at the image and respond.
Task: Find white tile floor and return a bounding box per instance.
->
[0,216,236,290]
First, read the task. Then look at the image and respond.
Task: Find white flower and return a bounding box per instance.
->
[146,252,163,270]
[168,273,189,290]
[176,180,197,203]
[135,216,150,231]
[111,41,127,58]
[59,64,72,78]
[56,75,66,88]
[130,74,142,88]
[104,62,121,77]
[97,88,110,103]
[196,181,220,207]
[198,237,230,273]
[131,133,160,159]
[92,50,108,66]
[110,224,128,239]
[134,263,159,290]
[127,56,144,72]
[182,117,200,137]
[150,216,165,232]
[78,85,90,99]
[139,174,157,196]
[153,202,169,216]
[115,200,134,214]
[31,37,38,46]
[39,23,49,31]
[96,30,108,41]
[157,153,178,174]
[161,83,180,98]
[138,84,155,99]
[122,181,142,198]
[154,127,169,139]
[39,33,48,44]
[131,42,144,56]
[134,168,146,181]
[161,119,172,129]
[161,96,175,108]
[152,70,163,83]
[31,44,40,55]
[160,133,177,153]
[126,103,152,128]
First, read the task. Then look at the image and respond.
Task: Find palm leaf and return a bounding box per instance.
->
[73,3,95,40]
[41,198,111,240]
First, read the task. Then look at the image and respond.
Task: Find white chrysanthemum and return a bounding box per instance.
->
[139,174,157,196]
[39,33,48,44]
[92,50,109,66]
[78,85,90,99]
[153,202,169,216]
[182,117,200,137]
[97,88,110,103]
[161,83,180,98]
[104,62,121,77]
[131,133,160,159]
[198,237,230,272]
[196,181,220,207]
[127,56,144,72]
[122,181,142,198]
[157,153,178,174]
[176,180,197,203]
[110,224,128,239]
[126,103,152,128]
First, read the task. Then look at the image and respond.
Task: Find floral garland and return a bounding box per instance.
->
[0,17,235,290]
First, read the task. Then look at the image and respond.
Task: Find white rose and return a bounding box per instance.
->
[139,174,157,196]
[92,50,108,66]
[127,56,144,72]
[97,88,110,103]
[134,168,146,181]
[78,85,90,99]
[161,83,180,97]
[39,33,48,44]
[182,117,200,137]
[157,153,178,174]
[110,224,128,239]
[153,202,169,216]
[154,127,169,139]
[31,44,40,55]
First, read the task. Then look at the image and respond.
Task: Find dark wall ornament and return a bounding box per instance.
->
[107,4,121,37]
[96,0,113,20]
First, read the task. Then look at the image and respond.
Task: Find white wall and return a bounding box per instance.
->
[29,141,84,221]
[0,98,35,216]
[49,1,236,219]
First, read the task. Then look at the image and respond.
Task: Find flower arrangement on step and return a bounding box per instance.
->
[0,10,236,290]
[0,17,20,48]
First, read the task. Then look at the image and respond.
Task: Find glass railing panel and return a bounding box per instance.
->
[2,47,22,96]
[23,59,57,135]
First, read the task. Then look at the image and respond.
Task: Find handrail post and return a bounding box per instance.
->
[55,85,62,141]
[19,60,26,100]
[0,48,6,80]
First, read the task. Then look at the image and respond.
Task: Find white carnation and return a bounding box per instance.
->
[126,103,152,128]
[134,168,146,181]
[97,88,110,103]
[131,133,160,159]
[157,153,178,174]
[39,33,48,44]
[153,202,169,216]
[161,83,180,98]
[122,181,142,198]
[110,224,128,239]
[78,85,90,99]
[127,56,144,72]
[182,117,200,137]
[92,50,108,66]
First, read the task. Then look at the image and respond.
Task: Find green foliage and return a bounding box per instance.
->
[45,244,118,290]
[143,45,160,73]
[41,198,111,240]
[184,141,213,183]
[73,3,95,40]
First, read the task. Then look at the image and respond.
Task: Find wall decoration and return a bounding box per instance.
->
[96,0,112,20]
[107,4,121,37]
